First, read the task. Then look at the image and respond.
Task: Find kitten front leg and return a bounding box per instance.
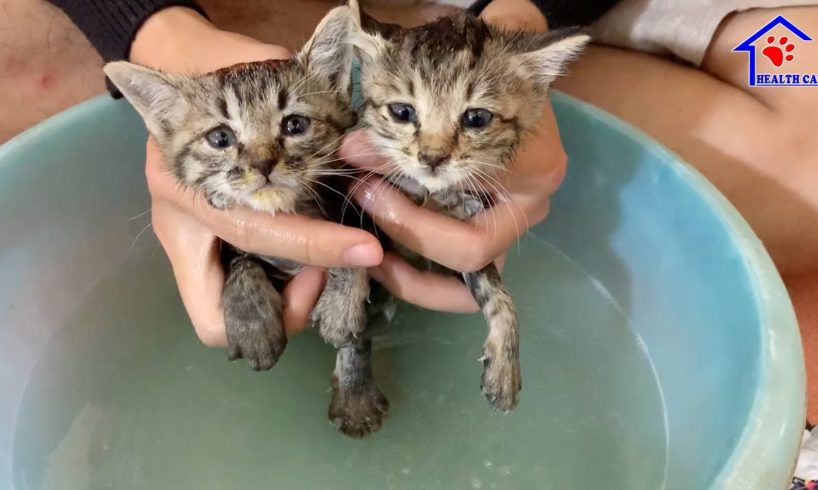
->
[312,267,370,347]
[223,255,287,371]
[328,337,389,438]
[463,263,521,411]
[204,190,236,211]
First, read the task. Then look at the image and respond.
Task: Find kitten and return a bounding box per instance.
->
[105,6,389,438]
[349,0,589,411]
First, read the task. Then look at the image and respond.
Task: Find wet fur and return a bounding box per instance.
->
[105,7,388,437]
[351,1,589,410]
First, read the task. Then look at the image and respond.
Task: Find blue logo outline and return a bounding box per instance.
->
[733,15,813,86]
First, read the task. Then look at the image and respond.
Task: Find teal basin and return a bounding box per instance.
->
[0,92,805,489]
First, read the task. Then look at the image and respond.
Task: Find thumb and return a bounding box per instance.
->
[339,130,393,174]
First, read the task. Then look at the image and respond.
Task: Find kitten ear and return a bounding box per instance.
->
[103,62,187,136]
[346,0,387,64]
[300,5,355,93]
[509,28,591,87]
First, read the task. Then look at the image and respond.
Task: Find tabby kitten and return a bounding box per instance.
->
[349,0,589,411]
[105,6,388,438]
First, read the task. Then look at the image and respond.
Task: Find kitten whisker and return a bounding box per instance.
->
[469,159,511,173]
[306,131,349,161]
[370,165,411,236]
[298,178,330,218]
[287,68,318,98]
[302,176,363,221]
[127,208,152,221]
[464,172,500,246]
[293,89,343,100]
[470,168,527,254]
[340,160,398,226]
[312,151,390,168]
[130,222,154,250]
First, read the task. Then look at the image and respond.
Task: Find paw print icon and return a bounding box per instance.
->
[762,36,796,66]
[733,15,814,86]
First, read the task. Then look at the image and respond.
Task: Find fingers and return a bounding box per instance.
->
[151,201,227,347]
[339,130,395,174]
[499,108,567,196]
[369,253,479,313]
[145,140,383,268]
[154,199,326,343]
[352,175,549,272]
[479,0,549,32]
[195,203,383,268]
[282,267,326,334]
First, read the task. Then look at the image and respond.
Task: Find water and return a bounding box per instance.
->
[12,236,667,490]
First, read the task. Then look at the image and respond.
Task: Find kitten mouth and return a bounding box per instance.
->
[248,174,299,193]
[408,167,456,193]
[251,186,283,198]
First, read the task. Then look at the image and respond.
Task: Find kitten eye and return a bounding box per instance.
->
[282,115,311,136]
[462,108,494,129]
[388,103,416,123]
[205,126,237,149]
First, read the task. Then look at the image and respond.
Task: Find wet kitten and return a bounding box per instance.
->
[350,1,589,411]
[104,6,388,437]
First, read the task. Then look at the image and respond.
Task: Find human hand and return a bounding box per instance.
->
[339,4,564,313]
[133,8,382,346]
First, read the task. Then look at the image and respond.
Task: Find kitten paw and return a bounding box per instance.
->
[328,380,389,438]
[480,345,521,412]
[225,317,287,371]
[223,257,286,371]
[205,192,235,210]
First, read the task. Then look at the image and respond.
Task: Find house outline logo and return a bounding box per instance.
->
[733,15,816,87]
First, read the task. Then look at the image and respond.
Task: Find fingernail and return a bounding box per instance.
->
[343,243,381,267]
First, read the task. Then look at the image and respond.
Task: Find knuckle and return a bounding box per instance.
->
[530,148,566,193]
[144,141,166,194]
[150,211,167,244]
[532,200,551,225]
[388,277,414,304]
[301,237,317,266]
[460,233,492,273]
[144,159,163,194]
[550,148,568,190]
[270,47,292,59]
[396,288,418,306]
[194,321,225,348]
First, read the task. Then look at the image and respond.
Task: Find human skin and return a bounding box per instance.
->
[7,0,818,421]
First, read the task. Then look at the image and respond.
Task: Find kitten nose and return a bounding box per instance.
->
[251,158,277,176]
[418,153,450,171]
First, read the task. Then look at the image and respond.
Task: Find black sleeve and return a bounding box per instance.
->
[469,0,621,29]
[46,0,208,62]
[46,1,208,96]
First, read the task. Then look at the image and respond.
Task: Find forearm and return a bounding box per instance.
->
[44,0,207,62]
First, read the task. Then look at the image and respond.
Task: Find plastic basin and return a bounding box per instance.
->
[0,92,804,489]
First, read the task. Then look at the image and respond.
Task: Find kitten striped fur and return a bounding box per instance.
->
[350,0,589,410]
[105,6,389,438]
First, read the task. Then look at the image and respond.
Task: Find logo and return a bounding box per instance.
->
[733,15,816,87]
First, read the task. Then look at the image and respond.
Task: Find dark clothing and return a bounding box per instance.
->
[468,0,620,29]
[46,0,618,95]
[46,0,207,62]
